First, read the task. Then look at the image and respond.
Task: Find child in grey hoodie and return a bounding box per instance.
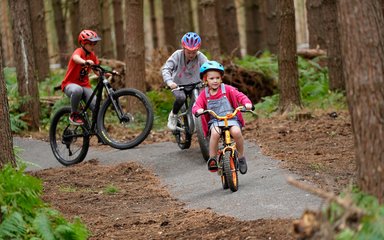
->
[161,32,208,130]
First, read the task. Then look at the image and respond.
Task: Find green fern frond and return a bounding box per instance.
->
[0,211,27,238]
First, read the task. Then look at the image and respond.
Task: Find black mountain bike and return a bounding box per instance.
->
[49,65,154,166]
[171,83,209,161]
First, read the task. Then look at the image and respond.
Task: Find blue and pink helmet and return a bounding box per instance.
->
[181,32,201,51]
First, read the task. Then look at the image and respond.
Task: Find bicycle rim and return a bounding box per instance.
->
[49,106,89,166]
[219,155,229,189]
[98,88,154,149]
[223,150,238,192]
[175,105,192,149]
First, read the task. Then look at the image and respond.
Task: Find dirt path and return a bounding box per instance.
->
[14,137,321,220]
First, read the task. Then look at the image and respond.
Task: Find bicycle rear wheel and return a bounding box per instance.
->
[194,115,209,161]
[223,150,238,192]
[97,88,154,149]
[49,106,90,166]
[174,105,192,149]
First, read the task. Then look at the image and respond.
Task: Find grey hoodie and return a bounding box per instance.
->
[161,49,208,86]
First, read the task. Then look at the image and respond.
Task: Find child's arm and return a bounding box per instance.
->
[72,54,94,66]
[192,91,206,115]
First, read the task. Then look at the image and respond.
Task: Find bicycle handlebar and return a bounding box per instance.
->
[195,105,256,119]
[169,82,204,92]
[90,64,120,76]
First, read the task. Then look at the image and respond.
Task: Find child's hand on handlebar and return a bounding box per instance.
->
[167,81,178,89]
[245,103,253,110]
[84,60,94,66]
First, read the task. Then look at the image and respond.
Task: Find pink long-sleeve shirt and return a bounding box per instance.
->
[192,84,252,136]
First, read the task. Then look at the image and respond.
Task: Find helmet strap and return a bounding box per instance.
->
[81,45,91,56]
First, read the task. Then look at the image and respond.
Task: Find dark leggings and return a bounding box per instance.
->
[171,88,193,114]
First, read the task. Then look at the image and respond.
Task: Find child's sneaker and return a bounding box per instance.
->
[207,158,218,172]
[238,156,248,174]
[167,111,177,130]
[69,113,83,125]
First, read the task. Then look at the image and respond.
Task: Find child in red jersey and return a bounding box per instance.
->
[61,29,101,125]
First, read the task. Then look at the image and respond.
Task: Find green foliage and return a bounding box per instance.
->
[0,164,89,239]
[146,89,174,129]
[237,54,346,116]
[323,187,384,239]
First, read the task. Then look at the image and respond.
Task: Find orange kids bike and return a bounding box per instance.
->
[196,106,255,192]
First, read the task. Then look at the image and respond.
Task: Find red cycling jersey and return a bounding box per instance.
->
[61,48,99,91]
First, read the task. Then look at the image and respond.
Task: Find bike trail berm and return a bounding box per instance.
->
[13,136,321,221]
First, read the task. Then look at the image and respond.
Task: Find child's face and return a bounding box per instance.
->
[184,48,198,61]
[83,42,97,52]
[205,71,222,90]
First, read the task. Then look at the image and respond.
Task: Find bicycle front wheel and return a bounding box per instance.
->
[49,106,90,166]
[194,115,209,161]
[223,150,238,192]
[97,88,154,149]
[175,105,192,149]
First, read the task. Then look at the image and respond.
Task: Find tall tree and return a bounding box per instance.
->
[0,0,14,67]
[306,0,326,49]
[198,0,220,59]
[79,0,101,53]
[125,0,146,92]
[52,0,69,67]
[29,0,50,80]
[113,0,125,61]
[244,0,265,55]
[215,0,241,57]
[8,0,41,130]
[172,0,193,48]
[0,32,16,168]
[69,0,80,48]
[162,0,177,50]
[322,0,344,91]
[149,0,158,49]
[337,0,384,202]
[100,0,114,58]
[263,0,279,54]
[278,0,301,113]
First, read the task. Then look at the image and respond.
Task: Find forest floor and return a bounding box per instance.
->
[29,109,355,239]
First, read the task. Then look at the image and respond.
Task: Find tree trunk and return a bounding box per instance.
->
[69,0,80,48]
[8,0,41,130]
[216,0,241,57]
[263,0,279,54]
[29,0,50,80]
[172,0,193,48]
[244,0,264,55]
[162,0,177,50]
[323,0,344,91]
[0,1,14,67]
[278,0,301,113]
[337,0,384,203]
[149,0,158,49]
[306,0,326,49]
[52,0,69,67]
[79,0,101,53]
[112,0,125,61]
[125,0,146,92]
[0,33,16,168]
[198,0,220,59]
[100,0,114,58]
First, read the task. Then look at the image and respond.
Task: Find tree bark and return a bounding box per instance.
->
[244,0,264,55]
[306,0,326,49]
[100,0,114,58]
[29,0,50,80]
[198,0,220,59]
[337,0,384,202]
[162,0,177,50]
[0,32,16,168]
[8,0,41,130]
[125,0,146,92]
[323,0,344,91]
[149,0,158,49]
[0,1,14,67]
[69,0,80,48]
[172,0,193,48]
[52,0,69,67]
[79,0,101,53]
[278,0,301,113]
[215,0,241,57]
[112,0,125,61]
[263,0,279,54]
